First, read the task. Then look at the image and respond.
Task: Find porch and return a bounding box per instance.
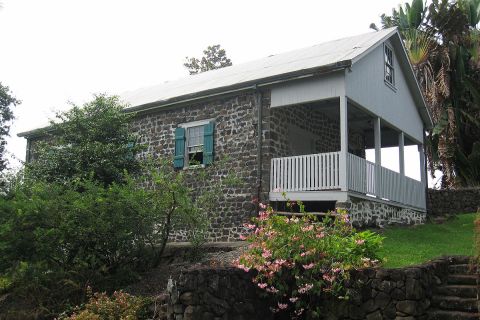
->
[267,95,428,212]
[269,151,426,211]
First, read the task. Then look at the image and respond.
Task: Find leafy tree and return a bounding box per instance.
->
[184,44,232,75]
[372,0,480,188]
[27,94,142,185]
[0,83,20,172]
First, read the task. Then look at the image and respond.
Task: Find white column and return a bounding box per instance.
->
[399,132,405,204]
[374,117,382,198]
[339,96,348,191]
[418,144,426,185]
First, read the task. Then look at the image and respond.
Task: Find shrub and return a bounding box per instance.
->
[0,158,237,317]
[60,289,150,320]
[237,201,383,319]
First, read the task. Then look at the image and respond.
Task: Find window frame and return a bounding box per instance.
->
[178,118,214,168]
[384,43,396,90]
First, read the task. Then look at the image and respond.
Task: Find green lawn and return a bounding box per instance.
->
[379,213,476,268]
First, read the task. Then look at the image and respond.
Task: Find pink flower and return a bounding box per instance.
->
[289,297,298,303]
[266,286,279,293]
[355,239,365,245]
[239,234,247,240]
[237,264,250,272]
[301,225,313,232]
[262,249,272,259]
[323,274,336,282]
[333,268,341,273]
[277,302,288,310]
[258,283,268,289]
[259,203,267,209]
[274,259,286,266]
[243,223,256,230]
[316,232,325,239]
[295,308,305,316]
[298,283,314,294]
[302,263,315,270]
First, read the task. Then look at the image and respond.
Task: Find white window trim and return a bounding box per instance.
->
[383,43,396,91]
[179,118,214,169]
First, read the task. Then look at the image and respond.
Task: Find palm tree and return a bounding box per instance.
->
[373,0,480,188]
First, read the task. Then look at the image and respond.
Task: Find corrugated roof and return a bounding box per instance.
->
[122,28,398,109]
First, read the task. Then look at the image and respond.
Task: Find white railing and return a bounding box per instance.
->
[347,153,426,210]
[270,152,340,192]
[270,152,426,210]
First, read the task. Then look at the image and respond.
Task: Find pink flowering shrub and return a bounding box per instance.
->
[237,202,383,319]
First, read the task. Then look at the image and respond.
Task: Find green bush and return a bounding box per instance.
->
[0,158,236,317]
[60,289,150,320]
[238,201,383,319]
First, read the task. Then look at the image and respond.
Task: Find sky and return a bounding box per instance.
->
[0,0,439,186]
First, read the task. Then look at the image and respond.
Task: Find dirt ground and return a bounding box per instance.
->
[125,241,247,297]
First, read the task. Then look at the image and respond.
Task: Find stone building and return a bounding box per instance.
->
[19,27,432,241]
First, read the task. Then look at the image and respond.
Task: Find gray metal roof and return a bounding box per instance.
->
[122,28,399,110]
[19,27,432,137]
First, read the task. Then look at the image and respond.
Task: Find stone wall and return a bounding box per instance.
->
[338,198,426,228]
[427,188,480,216]
[130,92,266,241]
[266,103,365,159]
[160,256,464,320]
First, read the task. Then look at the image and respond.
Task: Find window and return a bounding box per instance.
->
[186,125,204,165]
[384,44,395,87]
[174,119,215,169]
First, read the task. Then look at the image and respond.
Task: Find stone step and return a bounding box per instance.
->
[448,264,476,275]
[446,256,472,265]
[448,275,478,286]
[432,295,479,313]
[428,309,480,320]
[435,285,479,299]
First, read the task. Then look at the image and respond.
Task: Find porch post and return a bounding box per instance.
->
[374,117,382,198]
[339,96,348,191]
[399,132,405,203]
[418,144,426,185]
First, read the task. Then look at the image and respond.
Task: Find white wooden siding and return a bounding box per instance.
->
[271,72,345,108]
[345,40,424,143]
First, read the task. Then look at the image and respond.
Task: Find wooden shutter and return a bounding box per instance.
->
[203,122,215,165]
[174,127,185,168]
[126,141,135,160]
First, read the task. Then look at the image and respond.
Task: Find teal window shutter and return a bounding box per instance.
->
[203,122,214,165]
[174,127,185,168]
[126,141,135,160]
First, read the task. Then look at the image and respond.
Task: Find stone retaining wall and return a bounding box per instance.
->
[160,256,464,320]
[427,188,480,216]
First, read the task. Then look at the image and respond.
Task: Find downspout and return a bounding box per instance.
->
[423,131,429,213]
[25,138,31,163]
[255,86,263,209]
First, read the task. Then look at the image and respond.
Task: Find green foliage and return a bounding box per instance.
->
[60,290,150,320]
[184,44,232,75]
[0,157,236,317]
[27,94,142,186]
[238,202,383,318]
[374,0,480,188]
[0,82,20,173]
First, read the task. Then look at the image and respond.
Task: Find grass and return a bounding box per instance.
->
[379,213,476,268]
